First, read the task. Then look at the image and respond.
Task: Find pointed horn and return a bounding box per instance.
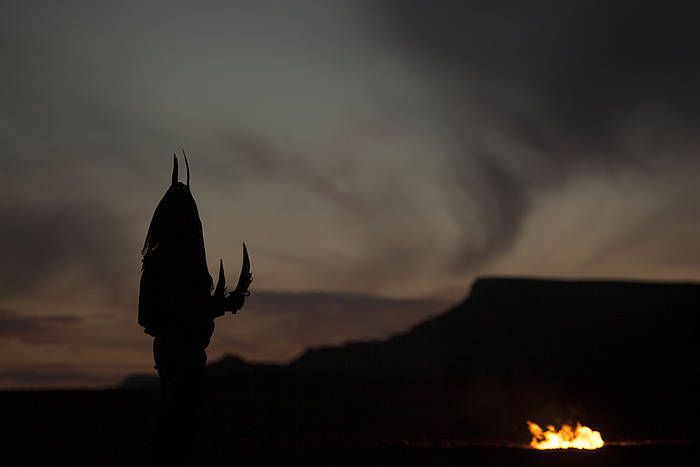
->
[181,149,190,187]
[171,154,178,185]
[214,259,226,296]
[234,243,252,294]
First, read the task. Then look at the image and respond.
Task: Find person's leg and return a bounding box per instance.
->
[175,366,206,464]
[150,341,189,467]
[153,369,206,466]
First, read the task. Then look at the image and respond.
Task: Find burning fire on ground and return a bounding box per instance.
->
[527,421,604,450]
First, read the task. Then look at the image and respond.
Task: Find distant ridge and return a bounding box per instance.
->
[123,276,699,385]
[289,277,698,380]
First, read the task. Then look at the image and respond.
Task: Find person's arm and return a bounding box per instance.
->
[209,290,248,319]
[210,245,253,319]
[224,292,246,314]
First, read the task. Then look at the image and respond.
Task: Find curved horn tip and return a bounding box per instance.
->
[218,259,225,279]
[181,149,190,187]
[171,154,178,185]
[215,258,226,294]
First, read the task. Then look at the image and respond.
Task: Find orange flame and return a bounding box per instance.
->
[527,421,604,450]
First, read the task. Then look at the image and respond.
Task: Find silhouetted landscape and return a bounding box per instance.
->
[3,277,697,466]
[6,2,700,466]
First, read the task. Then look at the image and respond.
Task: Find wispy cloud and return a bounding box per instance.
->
[0,309,82,344]
[3,0,700,388]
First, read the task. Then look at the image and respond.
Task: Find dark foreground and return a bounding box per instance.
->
[4,435,697,467]
[215,445,697,467]
[2,388,696,467]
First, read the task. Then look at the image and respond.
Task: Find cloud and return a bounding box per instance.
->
[3,0,700,389]
[377,1,700,146]
[0,309,82,344]
[0,200,130,299]
[447,155,529,272]
[372,0,700,272]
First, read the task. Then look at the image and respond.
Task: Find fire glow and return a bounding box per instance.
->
[527,421,604,450]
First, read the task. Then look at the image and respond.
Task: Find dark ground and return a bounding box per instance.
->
[1,384,696,467]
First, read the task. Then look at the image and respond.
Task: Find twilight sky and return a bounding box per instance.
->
[2,0,700,388]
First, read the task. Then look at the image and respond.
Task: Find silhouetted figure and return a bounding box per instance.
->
[138,154,252,467]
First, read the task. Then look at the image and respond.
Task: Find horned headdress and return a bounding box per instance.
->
[138,154,251,336]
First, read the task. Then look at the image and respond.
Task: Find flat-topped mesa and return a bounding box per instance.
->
[468,275,700,304]
[291,276,699,381]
